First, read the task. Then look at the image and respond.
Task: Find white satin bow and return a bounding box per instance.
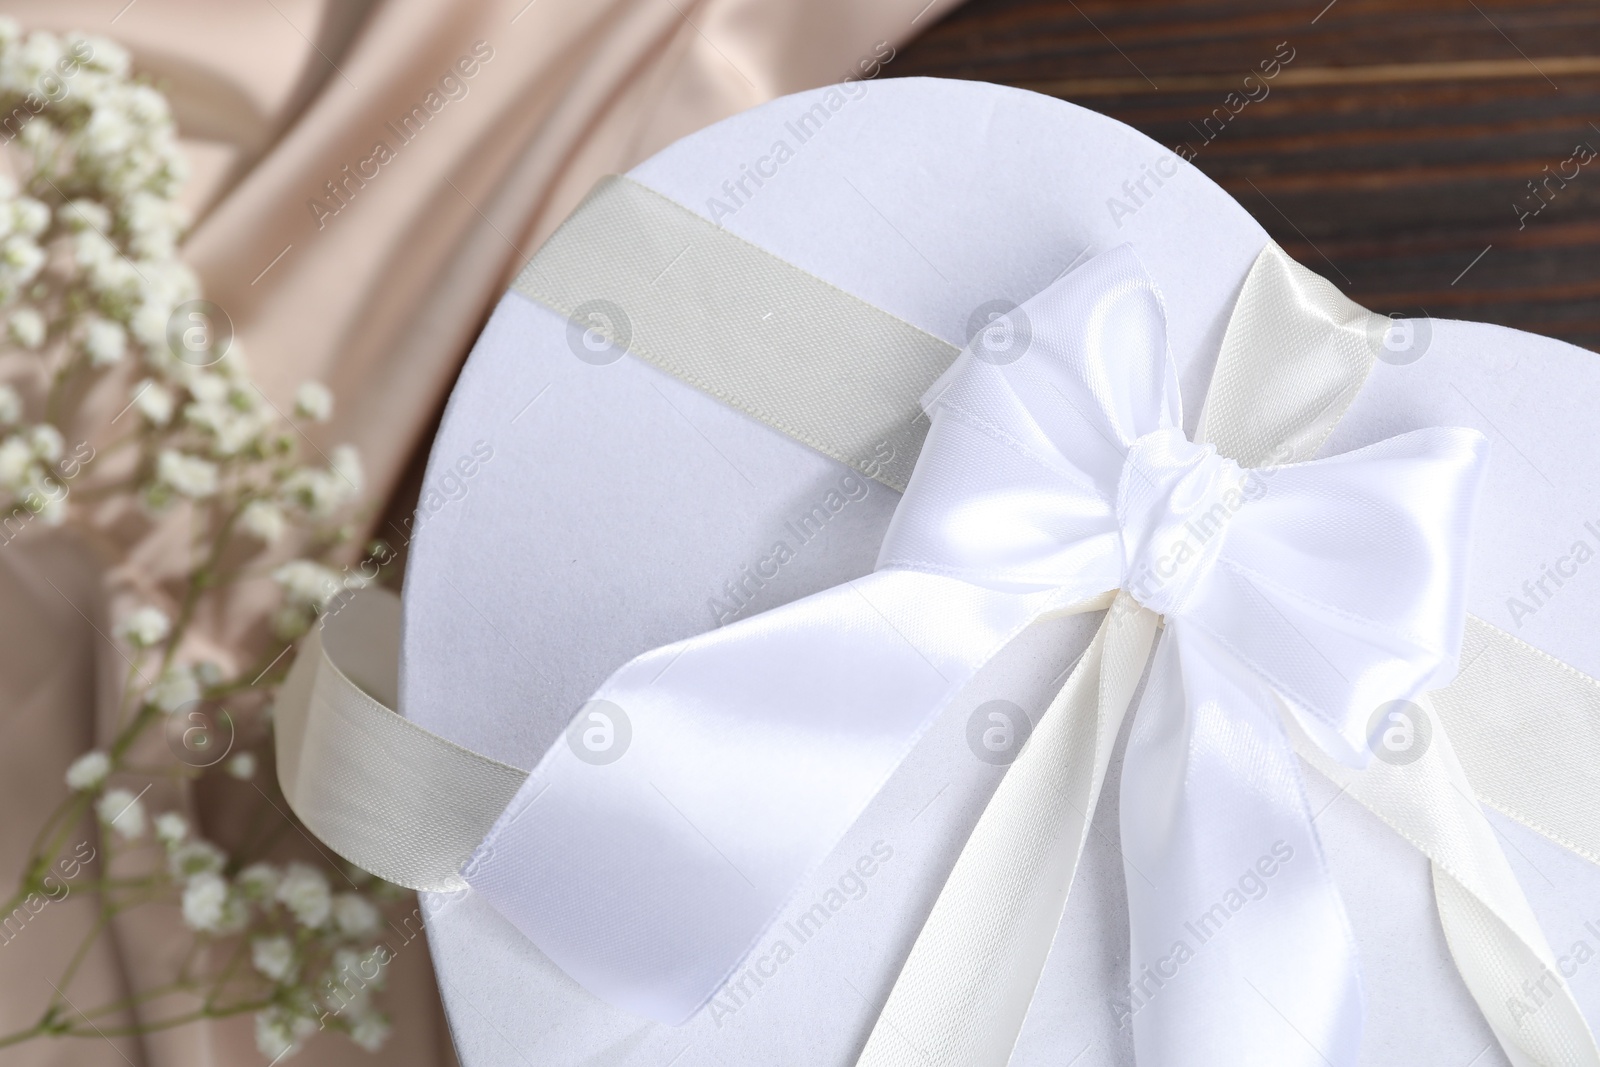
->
[463,246,1488,1064]
[878,245,1488,1064]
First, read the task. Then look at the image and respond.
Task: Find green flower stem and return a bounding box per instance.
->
[174,935,203,985]
[50,894,117,1010]
[0,1020,52,1050]
[203,935,253,1012]
[162,499,243,674]
[0,792,89,920]
[61,998,275,1040]
[77,979,193,1021]
[204,641,293,698]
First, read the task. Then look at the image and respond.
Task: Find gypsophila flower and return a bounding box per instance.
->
[332,945,388,990]
[131,379,174,425]
[276,862,332,928]
[96,787,146,839]
[145,663,199,712]
[128,301,167,348]
[332,893,381,939]
[251,935,297,984]
[294,381,333,422]
[122,191,182,258]
[329,444,363,495]
[271,604,313,642]
[77,30,130,76]
[167,838,225,880]
[226,751,256,780]
[22,477,65,525]
[81,315,126,366]
[188,372,227,404]
[155,449,218,498]
[209,409,264,456]
[2,237,43,286]
[0,383,20,424]
[181,380,268,458]
[0,435,29,488]
[180,871,228,932]
[58,198,111,233]
[236,862,279,901]
[349,1012,392,1052]
[5,310,42,351]
[281,466,357,520]
[29,424,62,462]
[253,1012,296,1061]
[153,811,187,846]
[12,198,47,237]
[320,973,372,1018]
[254,1006,317,1061]
[239,499,285,543]
[116,605,169,647]
[17,115,53,156]
[272,560,344,611]
[64,750,110,790]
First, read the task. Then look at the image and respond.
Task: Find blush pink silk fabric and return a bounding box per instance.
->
[0,1,956,1063]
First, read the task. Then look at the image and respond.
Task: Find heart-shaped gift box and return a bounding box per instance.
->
[278,77,1600,1067]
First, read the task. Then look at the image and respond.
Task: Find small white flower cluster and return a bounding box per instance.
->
[0,20,365,586]
[68,750,401,1061]
[0,417,68,525]
[270,557,369,639]
[241,861,395,1059]
[154,812,396,1058]
[144,662,198,713]
[115,603,169,647]
[94,786,145,839]
[64,749,110,790]
[254,1006,319,1062]
[133,368,364,526]
[0,22,195,530]
[19,26,393,1060]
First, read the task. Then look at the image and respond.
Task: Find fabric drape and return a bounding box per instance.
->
[0,1,953,1063]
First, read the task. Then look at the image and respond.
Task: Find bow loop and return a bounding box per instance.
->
[1188,427,1489,764]
[877,246,1183,597]
[918,247,1181,491]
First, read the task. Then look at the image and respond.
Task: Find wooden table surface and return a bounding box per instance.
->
[888,0,1600,350]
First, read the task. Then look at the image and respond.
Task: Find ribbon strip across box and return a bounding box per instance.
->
[276,78,1600,1066]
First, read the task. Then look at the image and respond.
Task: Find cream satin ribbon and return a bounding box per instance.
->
[276,587,527,892]
[275,177,1600,1064]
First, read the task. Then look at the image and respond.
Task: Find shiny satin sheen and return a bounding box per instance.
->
[463,247,1491,1062]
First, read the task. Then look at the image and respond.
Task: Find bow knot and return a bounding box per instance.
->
[1116,427,1251,617]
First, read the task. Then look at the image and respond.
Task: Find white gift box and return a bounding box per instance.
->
[375,77,1600,1066]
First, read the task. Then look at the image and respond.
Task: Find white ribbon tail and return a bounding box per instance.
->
[856,593,1157,1067]
[1120,622,1362,1066]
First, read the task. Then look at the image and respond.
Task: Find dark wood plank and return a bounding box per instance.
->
[889,0,1600,349]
